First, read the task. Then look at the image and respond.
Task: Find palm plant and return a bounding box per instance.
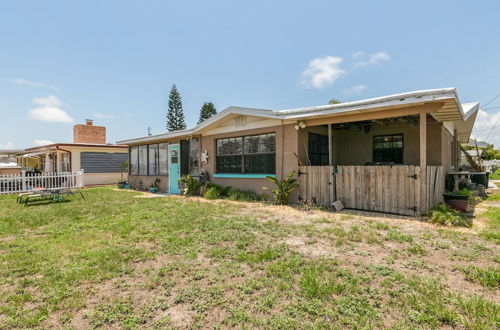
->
[266,171,299,205]
[178,175,201,195]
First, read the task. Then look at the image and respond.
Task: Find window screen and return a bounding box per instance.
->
[308,133,329,166]
[138,145,148,175]
[81,152,128,173]
[373,134,404,163]
[129,146,138,175]
[159,143,168,176]
[216,133,275,174]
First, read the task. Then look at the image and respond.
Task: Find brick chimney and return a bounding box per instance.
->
[73,119,106,144]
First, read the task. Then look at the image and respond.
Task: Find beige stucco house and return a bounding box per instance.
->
[14,120,128,185]
[117,88,479,215]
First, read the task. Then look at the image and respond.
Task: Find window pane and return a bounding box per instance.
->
[148,144,158,175]
[159,143,168,175]
[190,138,199,176]
[244,154,275,173]
[372,134,403,164]
[216,155,242,173]
[308,133,329,166]
[216,133,275,174]
[130,147,138,175]
[138,145,148,175]
[244,136,259,154]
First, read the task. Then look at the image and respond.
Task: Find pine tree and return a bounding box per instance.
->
[197,102,217,124]
[166,84,187,132]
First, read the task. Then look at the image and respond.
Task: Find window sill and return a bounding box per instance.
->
[213,173,275,179]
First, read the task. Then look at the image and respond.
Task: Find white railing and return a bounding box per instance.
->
[0,170,84,194]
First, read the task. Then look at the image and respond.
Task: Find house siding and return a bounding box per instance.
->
[200,124,299,196]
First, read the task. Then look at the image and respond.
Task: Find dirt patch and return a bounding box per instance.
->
[167,304,195,327]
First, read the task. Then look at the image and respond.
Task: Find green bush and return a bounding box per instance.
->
[428,204,472,227]
[178,175,201,195]
[444,188,470,197]
[265,171,299,205]
[203,183,231,200]
[227,189,258,202]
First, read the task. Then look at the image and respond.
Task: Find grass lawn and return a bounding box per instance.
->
[0,187,499,329]
[489,170,500,180]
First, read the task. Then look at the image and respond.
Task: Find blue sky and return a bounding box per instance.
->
[1,0,500,149]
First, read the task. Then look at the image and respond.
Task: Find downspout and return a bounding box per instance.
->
[56,146,72,172]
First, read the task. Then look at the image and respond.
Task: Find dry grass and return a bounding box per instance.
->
[0,187,498,329]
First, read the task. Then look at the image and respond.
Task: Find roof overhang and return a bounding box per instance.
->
[453,103,480,143]
[117,88,479,145]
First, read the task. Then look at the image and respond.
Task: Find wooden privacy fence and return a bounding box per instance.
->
[298,165,446,216]
[298,166,335,207]
[0,170,85,194]
[336,165,420,216]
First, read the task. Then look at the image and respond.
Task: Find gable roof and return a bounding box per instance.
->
[117,87,479,145]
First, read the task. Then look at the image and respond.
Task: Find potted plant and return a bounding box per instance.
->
[150,178,160,193]
[117,161,128,189]
[443,188,470,212]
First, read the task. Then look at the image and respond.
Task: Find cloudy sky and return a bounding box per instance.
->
[0,0,499,149]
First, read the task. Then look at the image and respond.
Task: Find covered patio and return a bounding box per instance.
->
[294,99,479,215]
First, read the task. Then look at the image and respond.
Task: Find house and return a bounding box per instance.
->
[460,149,483,168]
[0,150,24,175]
[117,88,479,215]
[14,120,128,185]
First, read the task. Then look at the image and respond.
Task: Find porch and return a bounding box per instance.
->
[296,112,456,215]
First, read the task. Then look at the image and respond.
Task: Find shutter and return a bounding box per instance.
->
[80,152,128,173]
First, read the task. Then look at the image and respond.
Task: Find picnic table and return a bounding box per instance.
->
[17,187,85,206]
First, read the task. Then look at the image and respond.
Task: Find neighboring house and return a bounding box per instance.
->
[117,88,479,215]
[465,140,489,149]
[460,149,483,167]
[0,150,24,175]
[14,120,128,185]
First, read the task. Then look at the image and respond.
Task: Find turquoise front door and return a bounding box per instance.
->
[168,144,180,194]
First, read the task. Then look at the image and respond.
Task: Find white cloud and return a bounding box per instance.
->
[347,84,367,94]
[33,94,63,107]
[34,139,55,146]
[94,112,115,119]
[354,51,391,67]
[471,109,500,148]
[12,78,58,90]
[352,51,364,59]
[301,56,345,89]
[28,95,73,123]
[0,142,15,150]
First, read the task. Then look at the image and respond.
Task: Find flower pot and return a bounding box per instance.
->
[443,194,469,212]
[150,187,158,193]
[117,182,126,189]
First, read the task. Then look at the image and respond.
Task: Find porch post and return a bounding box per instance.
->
[420,112,427,214]
[328,123,334,204]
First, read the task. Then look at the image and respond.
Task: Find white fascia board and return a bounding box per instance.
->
[276,88,458,116]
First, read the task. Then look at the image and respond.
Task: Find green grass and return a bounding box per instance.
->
[0,187,498,329]
[489,170,500,180]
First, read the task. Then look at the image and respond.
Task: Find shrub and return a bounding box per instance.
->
[203,183,231,200]
[444,188,470,197]
[265,171,299,205]
[227,189,258,202]
[178,175,201,195]
[428,204,472,227]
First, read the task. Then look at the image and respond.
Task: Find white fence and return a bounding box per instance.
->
[0,170,84,194]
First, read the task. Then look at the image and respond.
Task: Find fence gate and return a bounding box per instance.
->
[298,166,335,207]
[335,165,421,216]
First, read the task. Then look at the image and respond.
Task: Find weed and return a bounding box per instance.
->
[428,203,472,227]
[458,265,500,289]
